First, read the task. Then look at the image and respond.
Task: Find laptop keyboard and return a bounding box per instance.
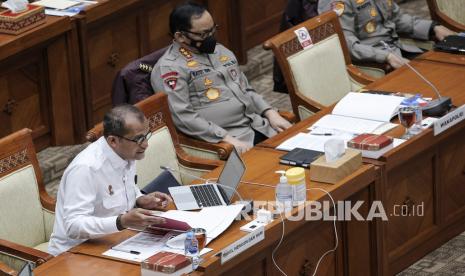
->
[190,185,223,207]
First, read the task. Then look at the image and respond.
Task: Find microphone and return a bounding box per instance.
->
[381,41,452,117]
[159,166,244,202]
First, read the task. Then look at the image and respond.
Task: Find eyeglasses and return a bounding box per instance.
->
[114,131,152,145]
[182,24,218,40]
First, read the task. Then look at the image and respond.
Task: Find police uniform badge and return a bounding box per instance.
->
[179,47,193,59]
[229,68,238,80]
[187,60,198,68]
[370,7,377,17]
[162,71,179,90]
[356,0,365,4]
[387,0,392,7]
[365,20,376,33]
[219,55,229,62]
[204,77,213,87]
[205,88,220,100]
[331,1,345,16]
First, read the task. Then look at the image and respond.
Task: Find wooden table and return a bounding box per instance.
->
[35,147,379,275]
[416,49,465,66]
[259,56,465,275]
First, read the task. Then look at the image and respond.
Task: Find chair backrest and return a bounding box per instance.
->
[264,11,353,119]
[112,47,168,106]
[0,129,49,249]
[86,93,184,189]
[427,0,465,31]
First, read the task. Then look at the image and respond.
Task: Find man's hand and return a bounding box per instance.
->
[120,208,166,229]
[386,53,409,69]
[264,109,292,132]
[136,192,172,210]
[434,25,456,41]
[223,135,252,154]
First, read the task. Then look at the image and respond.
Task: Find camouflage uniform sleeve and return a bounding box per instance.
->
[150,64,228,143]
[390,2,432,40]
[338,1,390,63]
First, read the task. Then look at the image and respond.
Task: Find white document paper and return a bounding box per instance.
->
[276,131,355,152]
[33,0,79,9]
[310,115,387,135]
[160,204,244,246]
[332,92,405,122]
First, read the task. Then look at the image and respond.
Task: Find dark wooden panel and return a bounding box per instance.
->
[240,0,287,50]
[441,128,465,223]
[85,12,143,125]
[384,152,437,262]
[0,50,50,148]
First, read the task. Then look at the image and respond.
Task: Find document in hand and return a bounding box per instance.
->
[310,92,404,134]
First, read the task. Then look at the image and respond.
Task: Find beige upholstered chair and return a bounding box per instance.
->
[427,0,465,32]
[86,93,222,188]
[0,260,17,276]
[0,129,55,271]
[264,11,377,121]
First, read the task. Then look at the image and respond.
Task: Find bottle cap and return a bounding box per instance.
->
[285,167,305,185]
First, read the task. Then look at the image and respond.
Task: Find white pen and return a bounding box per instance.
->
[111,247,140,255]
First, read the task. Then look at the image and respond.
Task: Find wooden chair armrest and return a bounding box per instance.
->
[278,110,297,123]
[175,147,223,171]
[0,239,53,267]
[0,260,17,276]
[347,64,377,85]
[263,40,272,51]
[40,191,56,212]
[432,10,465,32]
[177,133,234,160]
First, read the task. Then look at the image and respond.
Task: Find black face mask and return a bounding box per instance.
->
[189,35,216,54]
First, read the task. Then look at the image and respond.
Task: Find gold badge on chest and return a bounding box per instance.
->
[370,7,377,17]
[204,77,213,87]
[219,55,229,62]
[365,20,376,33]
[387,0,393,7]
[205,88,220,100]
[356,0,365,4]
[187,60,198,68]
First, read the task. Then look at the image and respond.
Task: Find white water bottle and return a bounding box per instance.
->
[275,171,292,213]
[184,231,199,269]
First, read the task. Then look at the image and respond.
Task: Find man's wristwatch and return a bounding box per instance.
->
[116,214,125,231]
[429,21,440,39]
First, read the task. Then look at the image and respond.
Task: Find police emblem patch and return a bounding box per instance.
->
[164,77,178,90]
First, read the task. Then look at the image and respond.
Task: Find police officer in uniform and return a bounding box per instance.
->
[318,0,455,69]
[151,2,291,154]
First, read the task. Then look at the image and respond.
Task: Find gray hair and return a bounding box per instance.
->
[103,105,145,138]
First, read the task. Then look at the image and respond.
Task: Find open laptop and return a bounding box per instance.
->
[168,148,246,210]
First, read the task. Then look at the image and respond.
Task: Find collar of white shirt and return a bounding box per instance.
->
[98,137,134,170]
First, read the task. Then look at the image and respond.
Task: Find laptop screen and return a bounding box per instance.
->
[217,148,246,203]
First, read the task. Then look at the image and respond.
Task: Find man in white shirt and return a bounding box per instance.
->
[48,105,172,256]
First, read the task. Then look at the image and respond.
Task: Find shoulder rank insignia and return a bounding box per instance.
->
[205,88,220,100]
[179,47,193,59]
[139,63,153,73]
[356,0,365,4]
[204,77,213,87]
[365,20,376,33]
[370,7,377,17]
[331,1,345,16]
[187,60,198,68]
[219,55,229,62]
